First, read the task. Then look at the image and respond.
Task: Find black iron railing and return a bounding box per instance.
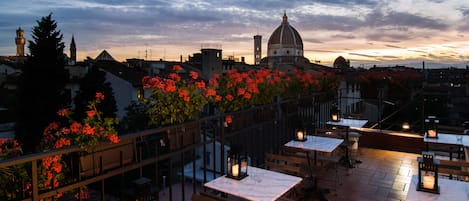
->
[0,93,334,201]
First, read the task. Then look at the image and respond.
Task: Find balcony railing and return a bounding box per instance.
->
[0,92,431,201]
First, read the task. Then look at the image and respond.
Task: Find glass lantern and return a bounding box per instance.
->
[425,116,439,138]
[417,152,440,194]
[226,151,248,180]
[294,128,307,141]
[331,106,340,122]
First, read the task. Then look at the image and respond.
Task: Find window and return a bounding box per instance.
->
[137,88,144,101]
[273,51,277,55]
[286,50,290,54]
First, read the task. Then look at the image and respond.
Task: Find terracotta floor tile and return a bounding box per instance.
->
[314,148,419,201]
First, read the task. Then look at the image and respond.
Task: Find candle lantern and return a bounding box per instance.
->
[226,150,248,180]
[294,128,307,141]
[331,106,340,122]
[417,151,440,194]
[425,116,439,138]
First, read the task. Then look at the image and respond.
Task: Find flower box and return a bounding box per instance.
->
[167,121,201,151]
[78,138,134,178]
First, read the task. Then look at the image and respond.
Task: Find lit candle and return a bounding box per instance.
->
[428,129,437,138]
[332,114,338,121]
[423,175,435,189]
[232,164,239,177]
[241,161,247,173]
[297,131,304,140]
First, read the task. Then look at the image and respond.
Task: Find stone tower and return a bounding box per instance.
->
[70,35,76,64]
[254,35,262,65]
[201,48,222,78]
[15,27,25,56]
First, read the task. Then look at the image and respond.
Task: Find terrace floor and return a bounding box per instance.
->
[316,147,420,201]
[80,147,467,201]
[157,147,422,201]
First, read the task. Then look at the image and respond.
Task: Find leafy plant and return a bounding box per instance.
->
[0,138,28,200]
[143,65,208,125]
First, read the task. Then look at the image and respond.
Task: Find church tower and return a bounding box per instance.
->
[15,27,25,56]
[70,35,76,64]
[254,35,262,65]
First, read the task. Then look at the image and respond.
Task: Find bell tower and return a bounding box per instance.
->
[254,35,262,65]
[15,27,25,56]
[70,35,76,64]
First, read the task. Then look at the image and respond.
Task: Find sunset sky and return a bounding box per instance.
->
[0,0,468,68]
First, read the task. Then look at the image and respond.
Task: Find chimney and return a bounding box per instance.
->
[241,57,245,63]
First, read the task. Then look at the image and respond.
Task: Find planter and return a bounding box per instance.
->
[78,138,134,178]
[167,121,201,151]
[231,112,254,131]
[254,107,275,123]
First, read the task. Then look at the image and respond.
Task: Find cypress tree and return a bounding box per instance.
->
[16,13,68,153]
[73,66,117,120]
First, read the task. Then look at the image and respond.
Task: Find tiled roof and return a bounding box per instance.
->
[94,60,148,86]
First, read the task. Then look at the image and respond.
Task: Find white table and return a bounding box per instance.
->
[326,118,368,128]
[204,166,302,201]
[326,118,367,166]
[284,135,343,166]
[424,133,469,147]
[424,133,469,160]
[406,175,469,201]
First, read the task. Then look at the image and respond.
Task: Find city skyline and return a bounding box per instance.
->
[0,0,469,68]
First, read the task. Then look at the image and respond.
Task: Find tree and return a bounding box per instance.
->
[120,101,150,134]
[16,13,68,153]
[73,66,117,120]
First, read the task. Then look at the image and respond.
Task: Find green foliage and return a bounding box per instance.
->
[0,138,29,200]
[120,101,150,133]
[146,79,207,125]
[143,66,207,126]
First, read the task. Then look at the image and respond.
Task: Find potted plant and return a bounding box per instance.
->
[40,92,126,181]
[143,65,207,150]
[0,138,28,200]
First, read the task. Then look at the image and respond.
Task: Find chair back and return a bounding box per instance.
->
[265,153,308,177]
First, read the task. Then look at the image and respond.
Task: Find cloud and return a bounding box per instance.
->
[366,31,414,42]
[365,10,448,30]
[332,34,356,39]
[0,0,468,66]
[348,53,379,58]
[408,49,427,54]
[303,38,323,43]
[385,44,402,48]
[304,49,336,53]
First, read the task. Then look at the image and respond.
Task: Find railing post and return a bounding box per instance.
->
[31,160,38,201]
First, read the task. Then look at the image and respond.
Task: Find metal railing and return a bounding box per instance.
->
[0,93,334,201]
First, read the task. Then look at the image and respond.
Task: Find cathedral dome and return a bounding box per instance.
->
[267,12,303,58]
[333,56,349,69]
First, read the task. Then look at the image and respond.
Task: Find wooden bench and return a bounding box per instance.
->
[427,144,464,160]
[438,159,469,179]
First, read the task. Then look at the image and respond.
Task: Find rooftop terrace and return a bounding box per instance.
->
[1,94,468,201]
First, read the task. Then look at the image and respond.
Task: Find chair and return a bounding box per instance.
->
[264,152,313,200]
[315,128,356,169]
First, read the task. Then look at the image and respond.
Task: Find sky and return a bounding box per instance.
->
[0,0,469,68]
